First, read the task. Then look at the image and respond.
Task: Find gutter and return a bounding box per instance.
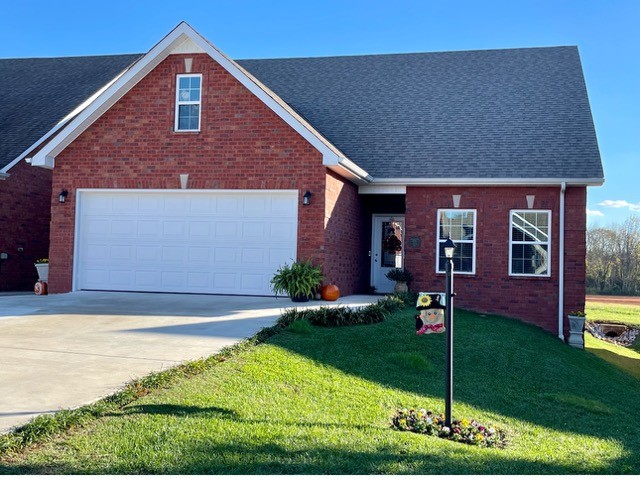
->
[371,177,604,187]
[0,172,9,180]
[558,181,567,340]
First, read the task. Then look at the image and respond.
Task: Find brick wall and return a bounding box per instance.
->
[0,160,52,291]
[48,53,361,294]
[324,170,366,295]
[404,186,587,336]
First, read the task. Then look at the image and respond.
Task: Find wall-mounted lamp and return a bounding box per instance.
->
[58,190,68,203]
[302,191,312,206]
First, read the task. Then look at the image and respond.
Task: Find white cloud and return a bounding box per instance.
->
[587,209,604,217]
[597,200,640,211]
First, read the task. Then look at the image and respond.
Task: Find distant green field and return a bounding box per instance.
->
[585,302,640,327]
[585,300,640,359]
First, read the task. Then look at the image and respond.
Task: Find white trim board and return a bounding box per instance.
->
[371,177,604,187]
[29,22,371,185]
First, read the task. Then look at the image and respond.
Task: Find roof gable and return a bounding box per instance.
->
[26,22,370,184]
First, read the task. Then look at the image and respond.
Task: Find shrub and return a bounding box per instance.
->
[385,268,414,283]
[388,291,418,307]
[270,260,323,300]
[277,296,405,329]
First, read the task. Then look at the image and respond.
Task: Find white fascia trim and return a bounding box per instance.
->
[359,184,406,194]
[29,22,370,184]
[0,172,9,179]
[186,27,370,183]
[6,72,125,173]
[31,25,191,167]
[327,159,373,186]
[371,177,605,186]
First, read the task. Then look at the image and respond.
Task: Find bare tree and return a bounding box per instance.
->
[587,215,640,295]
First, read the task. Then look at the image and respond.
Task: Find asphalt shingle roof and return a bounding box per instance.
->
[1,46,603,181]
[0,54,140,170]
[239,46,603,180]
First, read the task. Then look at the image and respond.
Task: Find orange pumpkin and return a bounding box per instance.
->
[322,284,340,301]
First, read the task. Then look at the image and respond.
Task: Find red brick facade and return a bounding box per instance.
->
[0,160,52,291]
[48,53,363,295]
[404,186,586,336]
[44,50,588,337]
[324,170,366,295]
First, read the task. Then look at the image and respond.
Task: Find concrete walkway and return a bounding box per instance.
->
[0,291,376,434]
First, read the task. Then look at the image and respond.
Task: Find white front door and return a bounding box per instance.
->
[74,190,298,295]
[371,215,405,294]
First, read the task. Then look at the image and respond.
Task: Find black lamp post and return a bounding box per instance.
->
[443,237,456,428]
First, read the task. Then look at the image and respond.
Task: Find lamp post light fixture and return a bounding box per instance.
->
[443,237,456,427]
[302,191,312,206]
[58,190,68,203]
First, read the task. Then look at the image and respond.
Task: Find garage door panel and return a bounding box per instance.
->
[138,220,160,236]
[112,220,136,237]
[76,191,297,295]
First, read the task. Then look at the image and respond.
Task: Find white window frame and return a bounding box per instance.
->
[436,209,477,275]
[174,73,202,132]
[509,210,552,277]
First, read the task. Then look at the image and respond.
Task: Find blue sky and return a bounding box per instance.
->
[1,0,637,226]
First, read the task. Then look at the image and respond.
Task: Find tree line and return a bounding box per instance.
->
[586,215,640,296]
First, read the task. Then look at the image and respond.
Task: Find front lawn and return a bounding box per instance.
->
[1,306,639,474]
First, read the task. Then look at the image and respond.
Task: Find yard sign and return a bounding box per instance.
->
[415,292,446,335]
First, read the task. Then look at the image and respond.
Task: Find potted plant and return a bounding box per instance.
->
[270,260,323,302]
[34,258,49,282]
[567,311,586,349]
[385,268,413,293]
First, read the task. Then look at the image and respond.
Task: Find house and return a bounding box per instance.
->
[16,22,604,338]
[0,55,140,291]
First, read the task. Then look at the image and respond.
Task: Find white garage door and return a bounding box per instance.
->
[75,190,298,295]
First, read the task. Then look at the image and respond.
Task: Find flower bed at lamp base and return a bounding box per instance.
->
[391,408,507,448]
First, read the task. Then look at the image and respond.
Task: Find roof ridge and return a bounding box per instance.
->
[237,45,578,62]
[0,53,142,61]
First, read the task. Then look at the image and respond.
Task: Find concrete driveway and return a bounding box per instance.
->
[0,291,375,433]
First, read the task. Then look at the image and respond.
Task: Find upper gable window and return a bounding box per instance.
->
[175,74,202,132]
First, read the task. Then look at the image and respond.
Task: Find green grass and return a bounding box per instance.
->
[585,301,640,327]
[1,307,639,474]
[585,333,640,380]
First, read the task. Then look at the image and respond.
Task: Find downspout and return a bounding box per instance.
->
[558,181,567,340]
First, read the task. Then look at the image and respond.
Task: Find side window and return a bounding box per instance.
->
[175,74,202,132]
[510,210,551,276]
[436,209,476,274]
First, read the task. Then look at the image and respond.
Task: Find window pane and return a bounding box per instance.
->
[439,210,474,240]
[179,77,190,89]
[512,211,548,243]
[191,76,201,88]
[438,242,473,273]
[511,244,548,275]
[177,105,200,130]
[189,89,200,101]
[381,220,403,267]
